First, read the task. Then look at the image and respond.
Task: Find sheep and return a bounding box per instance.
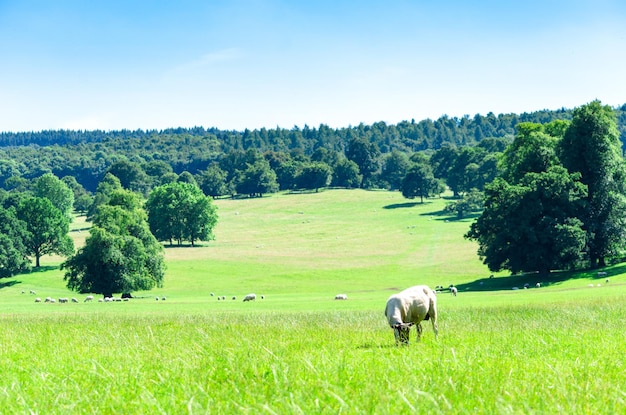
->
[232,296,236,300]
[334,294,348,300]
[261,295,265,299]
[161,297,166,301]
[34,297,42,303]
[58,298,69,303]
[450,286,458,296]
[243,293,256,302]
[384,285,438,345]
[71,297,78,303]
[84,295,94,302]
[30,290,36,295]
[44,297,52,303]
[535,282,541,288]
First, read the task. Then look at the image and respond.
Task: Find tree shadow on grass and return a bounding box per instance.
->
[28,265,59,274]
[383,202,424,210]
[0,280,20,289]
[450,263,626,293]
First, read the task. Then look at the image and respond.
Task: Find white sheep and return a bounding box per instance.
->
[384,285,438,345]
[71,298,78,303]
[535,282,541,288]
[84,295,94,302]
[243,293,256,302]
[30,290,36,295]
[34,297,41,303]
[232,296,236,300]
[334,294,348,300]
[450,286,458,296]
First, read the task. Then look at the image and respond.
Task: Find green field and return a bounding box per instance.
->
[2,189,626,414]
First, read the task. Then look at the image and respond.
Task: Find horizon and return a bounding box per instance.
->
[2,1,625,133]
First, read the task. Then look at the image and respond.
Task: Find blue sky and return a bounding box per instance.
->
[1,0,625,132]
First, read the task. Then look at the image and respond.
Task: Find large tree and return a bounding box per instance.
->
[63,188,165,298]
[401,164,442,203]
[466,167,587,275]
[146,182,218,246]
[557,101,626,267]
[16,196,74,267]
[0,207,30,277]
[35,173,74,220]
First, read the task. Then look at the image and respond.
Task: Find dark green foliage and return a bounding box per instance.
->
[466,168,587,275]
[0,207,31,278]
[401,164,441,203]
[146,182,218,246]
[16,196,74,268]
[235,160,279,197]
[35,173,74,219]
[63,188,165,297]
[557,101,626,267]
[296,163,332,192]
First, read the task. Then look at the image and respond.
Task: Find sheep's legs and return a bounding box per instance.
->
[416,323,423,341]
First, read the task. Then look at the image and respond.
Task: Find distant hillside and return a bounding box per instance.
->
[0,104,624,192]
[2,105,625,153]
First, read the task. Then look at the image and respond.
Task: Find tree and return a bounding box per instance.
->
[16,196,74,267]
[401,164,442,203]
[557,101,626,267]
[380,150,411,190]
[196,164,228,198]
[146,182,218,246]
[0,207,30,278]
[63,189,165,298]
[500,122,560,184]
[35,173,74,220]
[62,176,93,214]
[345,137,380,187]
[87,173,123,220]
[296,162,332,192]
[331,158,362,188]
[107,159,150,195]
[235,160,279,197]
[466,167,588,275]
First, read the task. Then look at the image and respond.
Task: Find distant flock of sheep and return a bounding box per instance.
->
[24,272,613,346]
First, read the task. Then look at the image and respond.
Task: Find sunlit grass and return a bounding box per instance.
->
[2,189,626,413]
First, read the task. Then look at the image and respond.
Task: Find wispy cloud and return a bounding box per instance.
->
[171,48,244,73]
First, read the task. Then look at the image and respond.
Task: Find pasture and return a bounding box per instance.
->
[1,189,626,414]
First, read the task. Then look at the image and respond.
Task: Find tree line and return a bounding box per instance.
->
[1,105,625,194]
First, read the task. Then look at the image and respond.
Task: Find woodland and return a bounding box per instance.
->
[1,105,625,193]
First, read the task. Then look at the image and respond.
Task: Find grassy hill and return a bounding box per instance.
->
[2,189,626,413]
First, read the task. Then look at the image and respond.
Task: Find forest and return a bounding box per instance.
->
[1,104,625,194]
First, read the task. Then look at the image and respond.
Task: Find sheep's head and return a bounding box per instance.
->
[393,322,414,345]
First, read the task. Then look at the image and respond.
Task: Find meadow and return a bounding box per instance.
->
[1,189,626,414]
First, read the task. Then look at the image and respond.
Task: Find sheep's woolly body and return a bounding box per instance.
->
[385,285,438,345]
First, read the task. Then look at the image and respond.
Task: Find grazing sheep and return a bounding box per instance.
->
[232,296,236,300]
[384,285,438,345]
[84,295,94,302]
[210,292,214,296]
[243,293,256,302]
[334,294,348,300]
[450,286,458,296]
[44,297,52,303]
[30,290,36,295]
[155,297,159,301]
[161,297,166,301]
[58,298,69,303]
[71,298,78,303]
[523,283,530,289]
[261,295,265,299]
[535,283,541,288]
[34,298,41,303]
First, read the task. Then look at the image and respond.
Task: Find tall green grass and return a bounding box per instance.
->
[1,189,625,413]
